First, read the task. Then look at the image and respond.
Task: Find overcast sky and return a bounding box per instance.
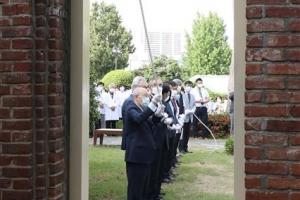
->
[91,0,234,47]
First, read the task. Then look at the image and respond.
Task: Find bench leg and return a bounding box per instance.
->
[100,134,104,145]
[93,132,97,146]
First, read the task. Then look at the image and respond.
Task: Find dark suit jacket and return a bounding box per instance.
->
[124,102,158,164]
[177,93,184,115]
[165,100,177,141]
[121,94,134,150]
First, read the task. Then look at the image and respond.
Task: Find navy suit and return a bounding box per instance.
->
[163,100,177,179]
[125,102,159,200]
[121,94,134,150]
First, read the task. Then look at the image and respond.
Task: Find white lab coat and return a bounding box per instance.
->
[116,90,130,118]
[95,90,106,114]
[102,92,120,121]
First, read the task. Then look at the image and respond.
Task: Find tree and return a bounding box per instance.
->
[89,64,100,136]
[90,1,135,79]
[101,70,134,89]
[89,2,135,134]
[183,12,232,75]
[133,55,189,82]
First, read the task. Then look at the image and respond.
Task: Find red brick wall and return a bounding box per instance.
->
[246,1,300,199]
[0,1,69,199]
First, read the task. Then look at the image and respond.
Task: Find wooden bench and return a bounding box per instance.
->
[93,128,123,146]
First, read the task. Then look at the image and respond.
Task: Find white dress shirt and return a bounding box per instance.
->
[190,86,210,107]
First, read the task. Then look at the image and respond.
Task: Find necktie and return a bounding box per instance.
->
[199,88,203,99]
[172,99,177,113]
[188,93,190,102]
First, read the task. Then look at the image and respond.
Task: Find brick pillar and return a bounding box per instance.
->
[0,1,70,199]
[245,1,300,200]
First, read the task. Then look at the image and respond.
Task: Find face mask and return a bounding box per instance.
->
[97,86,103,92]
[197,83,203,88]
[185,86,191,93]
[141,97,150,108]
[217,99,221,103]
[152,87,162,95]
[171,90,177,98]
[177,86,181,92]
[109,88,115,93]
[120,87,125,92]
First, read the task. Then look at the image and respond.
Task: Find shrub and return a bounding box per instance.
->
[225,135,234,155]
[101,70,134,89]
[207,113,230,138]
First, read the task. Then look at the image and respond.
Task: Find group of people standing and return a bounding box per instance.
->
[118,76,212,200]
[94,82,131,133]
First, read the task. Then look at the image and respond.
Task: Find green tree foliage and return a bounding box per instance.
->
[89,65,100,135]
[90,1,135,79]
[101,70,134,89]
[133,55,189,82]
[183,12,232,75]
[89,2,135,134]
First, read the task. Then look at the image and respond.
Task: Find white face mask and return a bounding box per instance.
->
[185,86,191,93]
[171,90,177,98]
[109,88,115,93]
[152,87,162,95]
[120,86,125,92]
[97,86,103,92]
[197,83,203,88]
[177,86,181,92]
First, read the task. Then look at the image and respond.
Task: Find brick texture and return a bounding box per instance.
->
[245,2,300,199]
[0,1,70,199]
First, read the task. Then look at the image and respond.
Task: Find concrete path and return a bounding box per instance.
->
[90,136,226,150]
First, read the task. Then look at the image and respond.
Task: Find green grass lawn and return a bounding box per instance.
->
[89,145,233,200]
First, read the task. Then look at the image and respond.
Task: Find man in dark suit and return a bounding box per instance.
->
[121,76,148,150]
[146,81,173,200]
[125,87,163,200]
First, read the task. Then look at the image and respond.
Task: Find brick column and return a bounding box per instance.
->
[0,1,70,199]
[245,1,300,200]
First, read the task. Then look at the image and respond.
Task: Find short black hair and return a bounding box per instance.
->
[162,82,171,95]
[184,80,193,86]
[97,82,104,86]
[195,78,202,83]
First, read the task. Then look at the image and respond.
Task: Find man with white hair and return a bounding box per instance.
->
[124,87,163,200]
[121,76,148,150]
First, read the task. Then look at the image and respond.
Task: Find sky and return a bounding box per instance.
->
[90,0,234,48]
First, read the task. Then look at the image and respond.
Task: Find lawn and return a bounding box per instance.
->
[89,145,233,200]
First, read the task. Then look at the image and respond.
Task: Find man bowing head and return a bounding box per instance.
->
[124,87,163,200]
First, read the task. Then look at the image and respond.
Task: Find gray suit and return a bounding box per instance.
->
[179,92,196,152]
[182,92,196,123]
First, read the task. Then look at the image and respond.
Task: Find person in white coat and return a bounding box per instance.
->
[102,83,120,129]
[95,82,106,130]
[117,84,130,120]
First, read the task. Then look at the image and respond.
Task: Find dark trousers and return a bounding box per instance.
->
[106,120,117,129]
[157,148,166,195]
[179,121,191,151]
[146,148,163,199]
[173,133,180,162]
[193,107,209,138]
[164,136,174,178]
[126,162,151,200]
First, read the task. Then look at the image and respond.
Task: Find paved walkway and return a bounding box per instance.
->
[90,136,225,150]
